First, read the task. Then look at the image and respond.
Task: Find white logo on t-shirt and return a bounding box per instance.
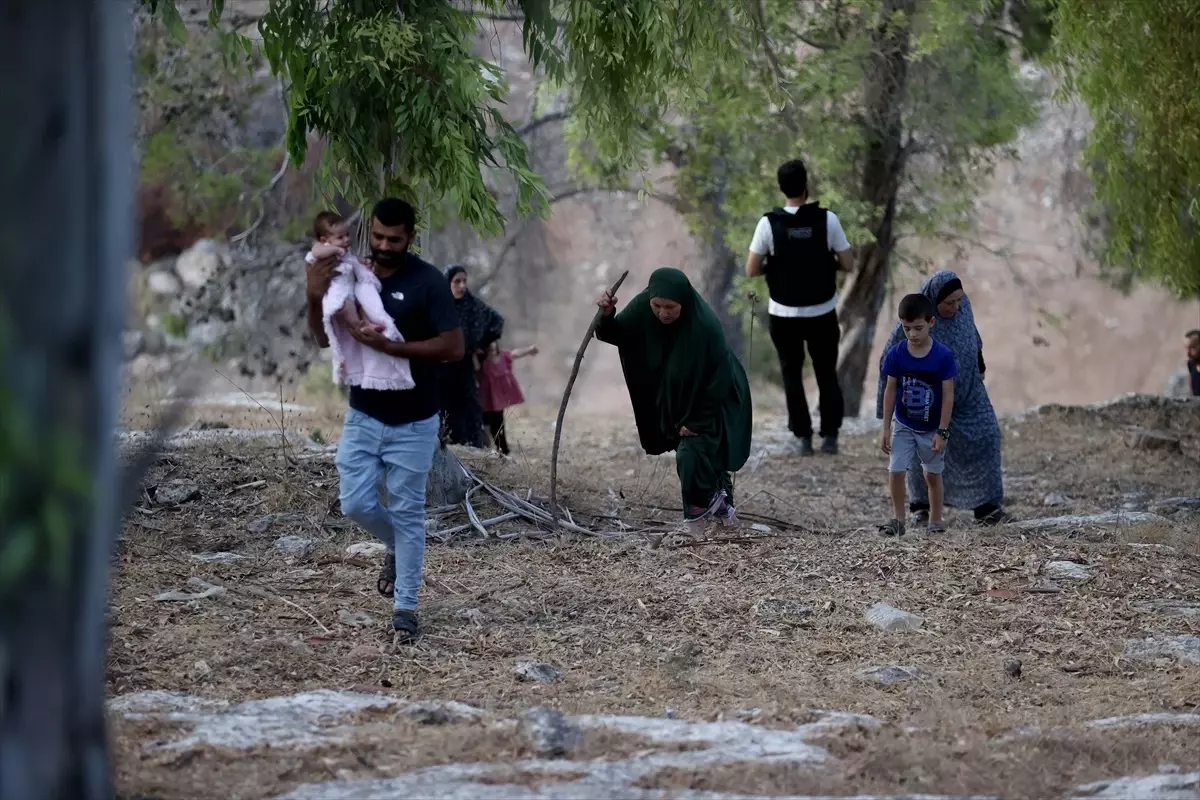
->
[391,292,404,301]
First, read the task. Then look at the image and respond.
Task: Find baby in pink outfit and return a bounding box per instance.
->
[307,212,414,390]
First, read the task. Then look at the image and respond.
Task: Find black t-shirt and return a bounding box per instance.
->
[348,253,461,425]
[1189,360,1200,397]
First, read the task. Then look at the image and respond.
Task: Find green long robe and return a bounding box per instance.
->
[595,267,753,511]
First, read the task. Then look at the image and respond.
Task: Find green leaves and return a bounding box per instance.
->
[146,0,746,236]
[1051,0,1200,296]
[254,1,550,236]
[650,0,1035,264]
[141,0,188,41]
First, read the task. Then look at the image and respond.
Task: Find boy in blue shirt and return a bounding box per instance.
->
[879,294,957,535]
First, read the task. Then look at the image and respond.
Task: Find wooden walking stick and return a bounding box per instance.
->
[549,270,629,524]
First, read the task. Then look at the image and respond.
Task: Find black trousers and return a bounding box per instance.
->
[767,311,844,439]
[483,410,509,455]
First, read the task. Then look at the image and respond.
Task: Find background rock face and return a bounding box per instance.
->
[126,10,1199,417]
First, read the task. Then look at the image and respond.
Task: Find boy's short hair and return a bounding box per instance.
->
[776,160,808,198]
[1186,329,1200,339]
[898,293,936,322]
[313,211,344,239]
[372,197,417,233]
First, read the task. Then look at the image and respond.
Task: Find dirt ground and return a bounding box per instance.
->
[111,389,1200,799]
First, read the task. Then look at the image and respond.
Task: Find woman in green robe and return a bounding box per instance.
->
[595,267,753,521]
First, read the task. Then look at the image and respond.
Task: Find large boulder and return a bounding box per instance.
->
[175,239,227,290]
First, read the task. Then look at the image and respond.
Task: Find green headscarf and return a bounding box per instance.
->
[595,267,752,473]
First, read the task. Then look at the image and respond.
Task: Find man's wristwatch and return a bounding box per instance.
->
[936,428,950,440]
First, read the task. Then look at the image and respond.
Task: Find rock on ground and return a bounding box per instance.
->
[519,707,581,757]
[1044,561,1096,581]
[857,665,925,685]
[1130,600,1200,619]
[346,541,389,557]
[113,689,890,800]
[112,688,1200,800]
[336,609,377,629]
[1154,497,1200,515]
[514,660,563,683]
[1085,713,1200,730]
[1013,512,1163,531]
[191,552,246,564]
[864,602,925,633]
[1123,635,1200,666]
[153,577,226,602]
[153,481,200,506]
[1073,771,1200,799]
[754,599,814,621]
[249,513,305,534]
[274,535,315,559]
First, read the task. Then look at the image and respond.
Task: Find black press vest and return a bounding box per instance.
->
[762,204,839,308]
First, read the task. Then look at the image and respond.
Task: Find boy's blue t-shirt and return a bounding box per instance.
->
[882,339,958,432]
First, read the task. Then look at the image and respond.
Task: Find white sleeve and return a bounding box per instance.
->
[749,216,774,256]
[826,211,851,252]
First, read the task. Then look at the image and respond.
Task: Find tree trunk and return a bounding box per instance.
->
[836,0,915,417]
[699,231,745,359]
[696,142,745,359]
[0,2,132,798]
[836,203,898,416]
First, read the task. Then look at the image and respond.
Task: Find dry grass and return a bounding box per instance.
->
[111,392,1200,798]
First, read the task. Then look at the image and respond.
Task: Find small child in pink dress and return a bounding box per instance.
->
[478,341,538,455]
[306,212,414,391]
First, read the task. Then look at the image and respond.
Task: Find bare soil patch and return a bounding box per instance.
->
[111,395,1200,798]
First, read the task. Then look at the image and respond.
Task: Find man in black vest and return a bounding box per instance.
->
[745,159,854,455]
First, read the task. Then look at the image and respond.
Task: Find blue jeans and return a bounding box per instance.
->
[336,409,439,610]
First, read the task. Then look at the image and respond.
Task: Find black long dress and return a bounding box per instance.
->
[441,291,504,447]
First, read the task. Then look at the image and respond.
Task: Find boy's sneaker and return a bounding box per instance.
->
[926,521,948,534]
[820,436,839,455]
[879,518,906,537]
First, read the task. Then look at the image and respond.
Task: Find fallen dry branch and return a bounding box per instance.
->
[666,534,784,549]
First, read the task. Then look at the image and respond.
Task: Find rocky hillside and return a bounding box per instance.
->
[125,16,1200,416]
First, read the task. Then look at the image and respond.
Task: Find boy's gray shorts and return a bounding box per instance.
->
[889,423,945,474]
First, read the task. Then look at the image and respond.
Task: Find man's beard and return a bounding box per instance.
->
[370,247,406,268]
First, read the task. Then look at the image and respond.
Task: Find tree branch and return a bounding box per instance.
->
[749,0,800,133]
[230,141,290,245]
[782,23,838,50]
[516,109,569,138]
[472,13,565,28]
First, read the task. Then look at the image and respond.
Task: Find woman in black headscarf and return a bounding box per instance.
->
[441,265,504,448]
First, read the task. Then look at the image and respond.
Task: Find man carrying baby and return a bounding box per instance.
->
[305,198,464,643]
